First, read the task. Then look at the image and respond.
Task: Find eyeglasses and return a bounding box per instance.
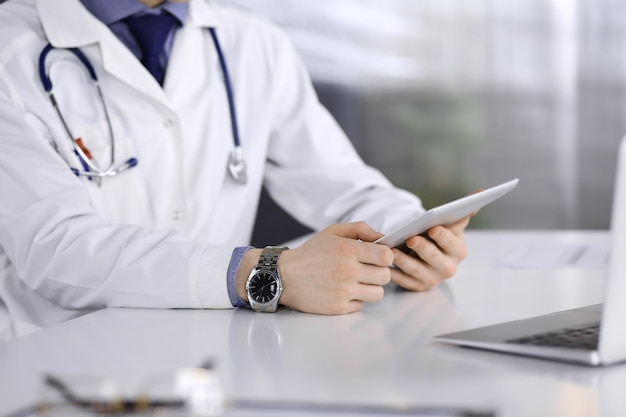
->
[27,362,224,417]
[7,361,495,417]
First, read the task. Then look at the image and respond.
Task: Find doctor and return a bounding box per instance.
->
[0,0,471,334]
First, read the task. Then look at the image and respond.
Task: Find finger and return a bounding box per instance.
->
[355,240,395,267]
[461,190,484,219]
[356,263,391,286]
[344,300,365,314]
[447,216,470,233]
[405,235,457,278]
[426,226,467,261]
[322,236,393,268]
[390,247,440,290]
[389,267,431,291]
[325,221,384,243]
[352,282,386,303]
[441,214,472,237]
[323,300,365,315]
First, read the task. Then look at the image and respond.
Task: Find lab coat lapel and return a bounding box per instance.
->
[165,0,230,212]
[36,0,171,110]
[164,0,221,94]
[166,31,229,214]
[99,40,171,109]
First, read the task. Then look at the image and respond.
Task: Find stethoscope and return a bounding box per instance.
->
[38,27,247,186]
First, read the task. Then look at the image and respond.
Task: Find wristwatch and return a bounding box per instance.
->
[245,246,288,312]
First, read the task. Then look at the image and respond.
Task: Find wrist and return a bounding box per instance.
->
[276,248,294,308]
[244,246,289,312]
[236,248,262,303]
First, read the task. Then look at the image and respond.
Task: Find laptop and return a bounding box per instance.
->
[434,137,626,366]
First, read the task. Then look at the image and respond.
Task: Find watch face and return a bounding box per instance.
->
[247,271,280,304]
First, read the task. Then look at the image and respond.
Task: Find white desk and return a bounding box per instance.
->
[1,230,623,417]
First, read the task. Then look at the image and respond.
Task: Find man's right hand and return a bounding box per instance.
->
[237,222,394,315]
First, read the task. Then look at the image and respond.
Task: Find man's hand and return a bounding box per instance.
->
[389,215,471,291]
[279,222,395,315]
[237,222,394,315]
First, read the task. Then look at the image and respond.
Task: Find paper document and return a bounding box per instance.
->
[497,241,610,269]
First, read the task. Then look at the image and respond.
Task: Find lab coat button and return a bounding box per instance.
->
[172,210,183,220]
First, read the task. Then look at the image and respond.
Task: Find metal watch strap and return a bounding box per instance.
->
[250,246,288,312]
[255,246,287,271]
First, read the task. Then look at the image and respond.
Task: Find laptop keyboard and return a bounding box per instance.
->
[506,323,600,350]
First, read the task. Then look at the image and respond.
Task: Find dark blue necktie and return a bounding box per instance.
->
[125,12,178,85]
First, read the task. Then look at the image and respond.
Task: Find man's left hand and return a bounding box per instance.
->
[389,215,471,291]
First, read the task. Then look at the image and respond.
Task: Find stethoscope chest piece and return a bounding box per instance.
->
[228,146,247,185]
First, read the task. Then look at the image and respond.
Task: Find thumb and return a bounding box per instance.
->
[467,189,484,217]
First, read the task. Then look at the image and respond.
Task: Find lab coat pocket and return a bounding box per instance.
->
[44,57,154,229]
[73,117,131,173]
[72,119,154,230]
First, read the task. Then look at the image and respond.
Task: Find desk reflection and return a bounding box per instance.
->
[227,283,461,378]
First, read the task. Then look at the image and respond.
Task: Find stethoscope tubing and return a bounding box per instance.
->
[38,26,246,184]
[39,44,122,177]
[208,27,247,184]
[209,28,241,149]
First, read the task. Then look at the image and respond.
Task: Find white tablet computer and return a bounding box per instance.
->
[375,179,519,248]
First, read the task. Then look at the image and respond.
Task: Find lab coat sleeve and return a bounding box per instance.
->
[0,85,232,311]
[262,30,425,234]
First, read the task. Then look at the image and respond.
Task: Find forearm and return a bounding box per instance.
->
[0,86,237,310]
[1,197,234,309]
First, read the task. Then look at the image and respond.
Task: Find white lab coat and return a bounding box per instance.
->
[0,0,423,335]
